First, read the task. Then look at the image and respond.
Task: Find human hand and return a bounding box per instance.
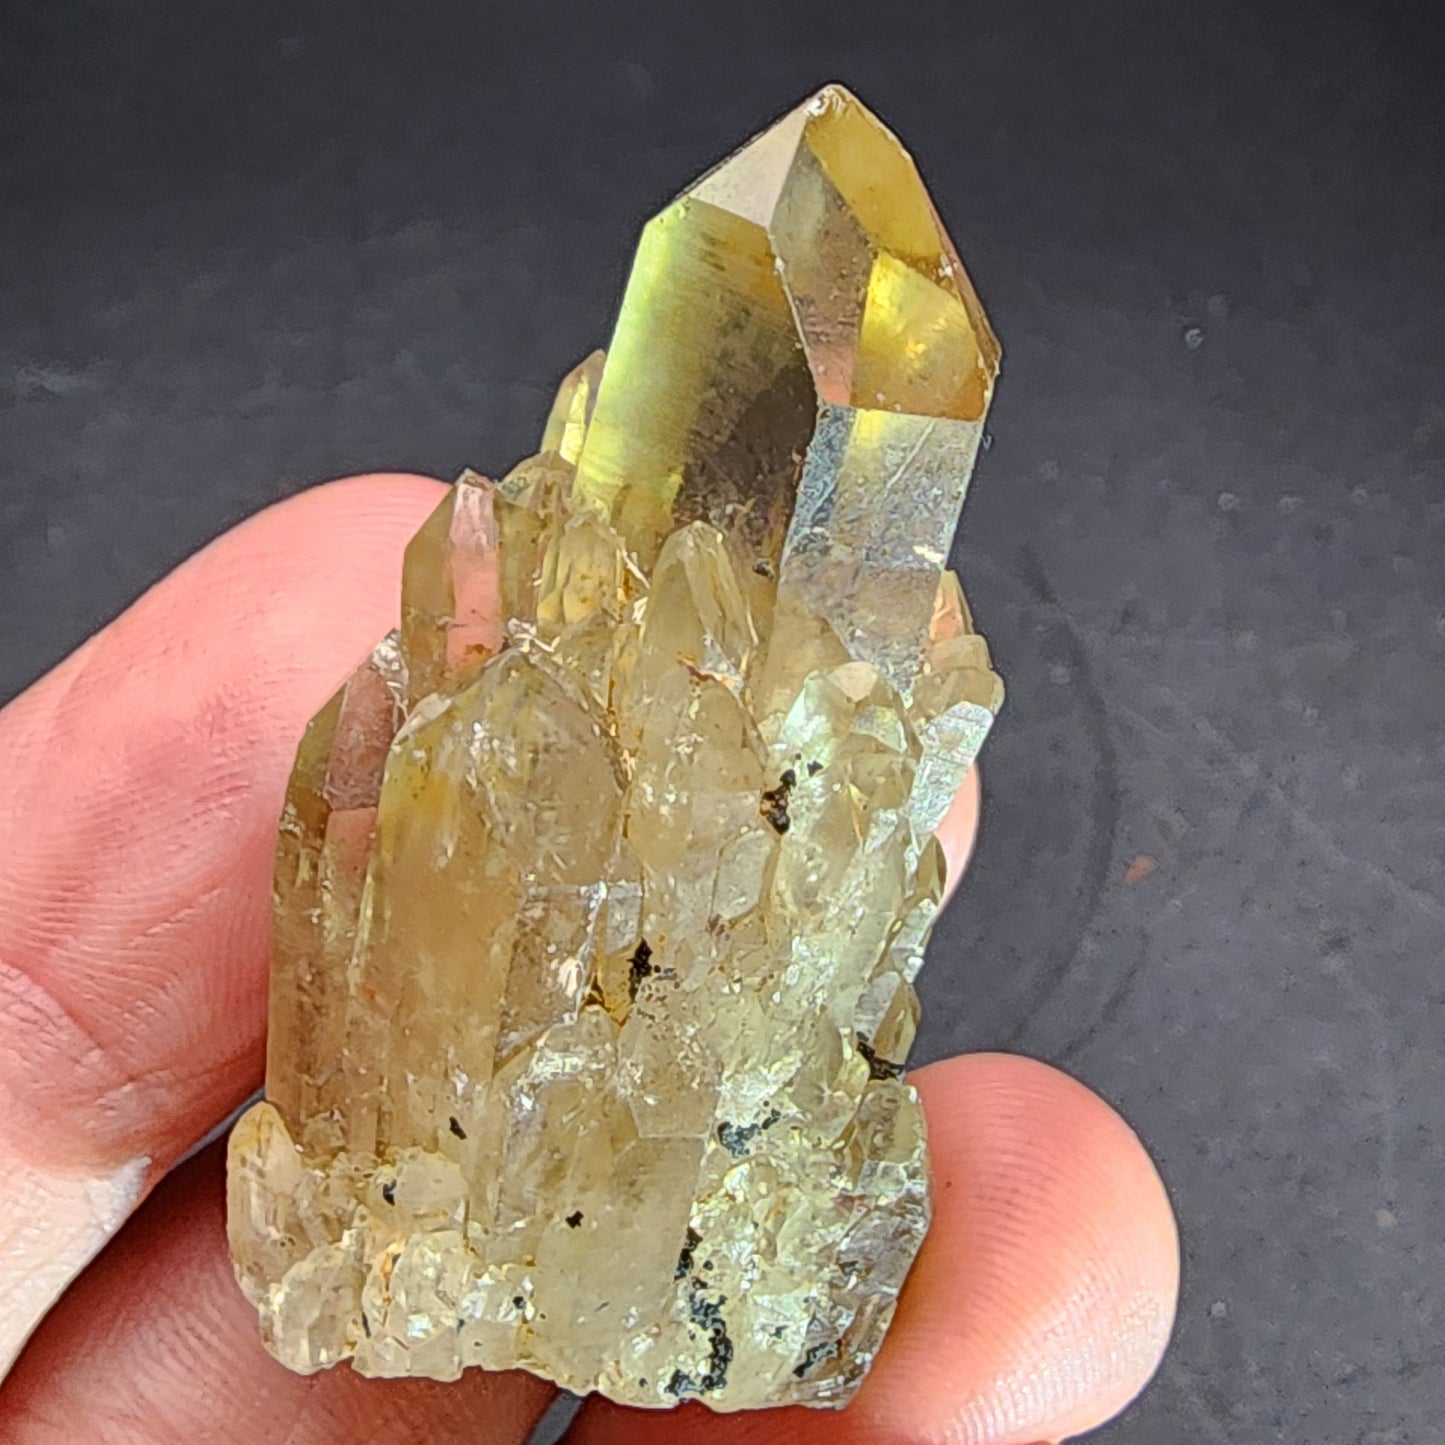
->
[0,475,1178,1444]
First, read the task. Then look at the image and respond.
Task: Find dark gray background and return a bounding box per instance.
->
[3,1,1442,1439]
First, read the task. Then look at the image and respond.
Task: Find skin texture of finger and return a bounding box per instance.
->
[0,1147,554,1445]
[0,475,446,1370]
[0,473,446,1175]
[570,1054,1179,1445]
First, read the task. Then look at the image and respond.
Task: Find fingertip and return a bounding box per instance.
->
[869,1053,1179,1444]
[232,472,449,549]
[158,471,450,693]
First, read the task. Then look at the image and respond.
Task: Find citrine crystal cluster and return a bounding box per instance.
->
[228,84,1002,1412]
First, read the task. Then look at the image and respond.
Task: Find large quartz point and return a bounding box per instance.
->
[229,83,1003,1412]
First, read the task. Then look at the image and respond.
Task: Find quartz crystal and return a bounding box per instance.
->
[229,83,1002,1412]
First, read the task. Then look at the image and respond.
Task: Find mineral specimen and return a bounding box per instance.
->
[228,83,1003,1412]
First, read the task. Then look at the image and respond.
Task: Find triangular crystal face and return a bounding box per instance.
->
[689,100,810,227]
[772,86,997,419]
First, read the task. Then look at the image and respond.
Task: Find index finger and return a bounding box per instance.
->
[0,473,447,1369]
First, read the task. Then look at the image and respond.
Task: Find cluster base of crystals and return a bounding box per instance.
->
[228,84,1003,1412]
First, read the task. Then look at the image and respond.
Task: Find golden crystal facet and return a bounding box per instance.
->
[228,84,1002,1412]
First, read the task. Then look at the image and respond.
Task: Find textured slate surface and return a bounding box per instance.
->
[2,2,1441,1439]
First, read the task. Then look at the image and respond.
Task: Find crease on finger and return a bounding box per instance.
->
[0,1152,150,1380]
[0,473,448,1390]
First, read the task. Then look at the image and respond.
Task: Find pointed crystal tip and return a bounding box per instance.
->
[686,82,999,419]
[570,83,999,567]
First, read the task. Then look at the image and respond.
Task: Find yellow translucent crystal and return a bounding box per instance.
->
[229,83,1002,1412]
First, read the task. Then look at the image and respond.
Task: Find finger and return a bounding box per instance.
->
[0,1145,554,1445]
[570,1053,1179,1445]
[938,763,981,902]
[0,474,447,1368]
[0,473,447,1171]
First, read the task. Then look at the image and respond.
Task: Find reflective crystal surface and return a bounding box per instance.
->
[229,83,1002,1412]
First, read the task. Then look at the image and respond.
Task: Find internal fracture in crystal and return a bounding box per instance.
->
[228,82,1002,1412]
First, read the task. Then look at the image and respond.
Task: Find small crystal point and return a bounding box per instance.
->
[540,349,605,465]
[230,84,1002,1413]
[400,470,503,705]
